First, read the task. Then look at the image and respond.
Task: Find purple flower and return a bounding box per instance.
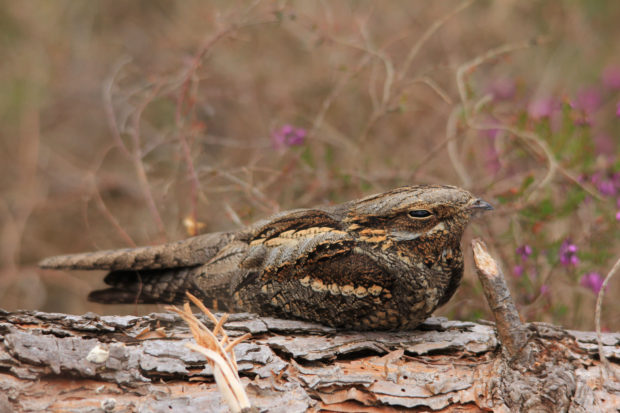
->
[516,244,533,260]
[527,97,557,120]
[482,118,501,140]
[616,211,620,221]
[488,77,516,101]
[591,173,619,197]
[580,272,605,294]
[485,146,501,174]
[559,239,579,267]
[572,87,602,114]
[598,180,617,196]
[602,65,620,90]
[540,285,550,296]
[271,124,307,149]
[513,265,524,278]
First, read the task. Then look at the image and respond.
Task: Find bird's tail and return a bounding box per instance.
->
[87,266,235,310]
[39,232,235,271]
[87,267,200,304]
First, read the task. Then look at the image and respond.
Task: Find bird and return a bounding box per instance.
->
[39,185,492,330]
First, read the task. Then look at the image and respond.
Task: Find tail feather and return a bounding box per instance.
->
[87,266,235,310]
[87,288,162,305]
[88,267,200,305]
[39,231,235,271]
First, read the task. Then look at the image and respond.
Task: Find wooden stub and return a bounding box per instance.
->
[472,238,527,357]
[471,237,620,411]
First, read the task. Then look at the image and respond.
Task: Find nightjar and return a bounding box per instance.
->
[40,185,492,330]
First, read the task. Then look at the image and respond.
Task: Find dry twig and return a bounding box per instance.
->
[595,256,620,383]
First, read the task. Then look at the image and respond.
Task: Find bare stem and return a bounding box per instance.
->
[398,0,474,83]
[457,37,548,121]
[595,256,620,382]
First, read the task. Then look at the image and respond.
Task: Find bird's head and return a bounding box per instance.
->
[344,185,492,247]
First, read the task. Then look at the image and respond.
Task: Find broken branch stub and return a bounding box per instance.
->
[472,238,528,357]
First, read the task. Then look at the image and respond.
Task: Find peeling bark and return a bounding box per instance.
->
[0,309,618,412]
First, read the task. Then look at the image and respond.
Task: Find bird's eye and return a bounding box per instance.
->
[408,210,432,218]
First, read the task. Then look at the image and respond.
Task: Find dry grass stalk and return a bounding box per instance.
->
[167,292,252,413]
[595,256,620,383]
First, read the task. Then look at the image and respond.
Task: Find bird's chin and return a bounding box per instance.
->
[469,209,490,219]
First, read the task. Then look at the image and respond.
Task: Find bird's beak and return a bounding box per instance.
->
[468,198,493,217]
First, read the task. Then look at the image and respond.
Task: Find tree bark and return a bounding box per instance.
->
[0,309,618,412]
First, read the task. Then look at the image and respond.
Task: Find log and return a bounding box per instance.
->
[0,310,618,412]
[1,241,618,412]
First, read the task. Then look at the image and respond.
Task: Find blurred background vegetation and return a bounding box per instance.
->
[1,0,618,331]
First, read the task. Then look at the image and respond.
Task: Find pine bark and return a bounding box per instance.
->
[0,309,618,412]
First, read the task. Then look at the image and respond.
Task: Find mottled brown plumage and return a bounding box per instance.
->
[39,185,492,330]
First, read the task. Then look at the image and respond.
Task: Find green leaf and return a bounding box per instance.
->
[553,304,568,318]
[496,194,511,204]
[539,198,554,217]
[558,188,586,217]
[300,146,314,168]
[468,309,485,322]
[324,145,334,166]
[520,175,535,193]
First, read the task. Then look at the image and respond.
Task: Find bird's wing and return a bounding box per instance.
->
[188,209,346,310]
[39,231,235,271]
[246,208,343,240]
[237,208,347,271]
[231,213,403,329]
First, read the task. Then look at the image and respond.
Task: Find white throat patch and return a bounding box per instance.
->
[389,222,446,241]
[389,231,422,241]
